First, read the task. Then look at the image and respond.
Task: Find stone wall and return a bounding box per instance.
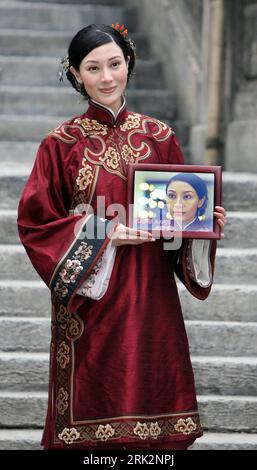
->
[128,0,257,171]
[127,0,204,126]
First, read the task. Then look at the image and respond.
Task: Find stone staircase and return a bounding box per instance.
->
[0,0,257,450]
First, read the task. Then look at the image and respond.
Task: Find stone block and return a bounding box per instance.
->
[225,121,257,173]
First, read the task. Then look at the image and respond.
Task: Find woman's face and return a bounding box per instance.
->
[71,42,129,114]
[166,180,205,224]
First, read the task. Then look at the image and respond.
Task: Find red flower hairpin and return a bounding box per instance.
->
[112,23,128,37]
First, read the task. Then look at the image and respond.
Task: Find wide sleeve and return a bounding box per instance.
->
[17,137,118,309]
[165,131,217,300]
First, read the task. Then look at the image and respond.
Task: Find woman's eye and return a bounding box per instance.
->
[111,62,120,68]
[88,66,98,72]
[168,193,176,200]
[183,194,193,200]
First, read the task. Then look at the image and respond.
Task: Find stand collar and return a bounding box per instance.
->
[86,97,127,126]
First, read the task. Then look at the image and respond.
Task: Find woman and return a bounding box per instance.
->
[17,24,226,450]
[166,172,212,231]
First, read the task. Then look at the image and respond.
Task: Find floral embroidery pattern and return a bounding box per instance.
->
[53,241,93,300]
[133,421,161,440]
[78,255,103,297]
[57,341,70,369]
[76,163,94,191]
[60,259,83,284]
[174,417,197,435]
[58,427,80,445]
[74,242,93,261]
[56,387,69,415]
[95,424,115,441]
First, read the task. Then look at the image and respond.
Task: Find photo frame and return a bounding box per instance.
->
[127,164,222,239]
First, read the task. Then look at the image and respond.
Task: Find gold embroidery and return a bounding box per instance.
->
[174,417,197,435]
[67,317,81,339]
[121,144,140,163]
[57,305,71,330]
[56,387,69,415]
[56,304,83,341]
[58,427,80,445]
[76,163,94,191]
[120,113,141,131]
[133,422,149,440]
[99,146,119,170]
[95,424,115,441]
[149,422,162,439]
[57,341,70,369]
[75,117,108,136]
[133,421,162,440]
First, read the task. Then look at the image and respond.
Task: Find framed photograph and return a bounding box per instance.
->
[127,164,222,239]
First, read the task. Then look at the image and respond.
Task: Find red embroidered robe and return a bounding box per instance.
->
[17,99,216,450]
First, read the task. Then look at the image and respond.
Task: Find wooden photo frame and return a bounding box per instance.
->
[127,164,222,239]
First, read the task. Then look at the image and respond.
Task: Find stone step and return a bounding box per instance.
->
[1,352,256,396]
[0,391,256,432]
[10,0,123,4]
[0,280,51,317]
[0,2,135,32]
[0,56,163,89]
[0,86,176,119]
[0,429,256,450]
[181,284,257,323]
[0,29,148,57]
[1,209,256,248]
[1,245,257,285]
[222,171,257,211]
[191,432,257,450]
[1,280,256,323]
[0,316,256,356]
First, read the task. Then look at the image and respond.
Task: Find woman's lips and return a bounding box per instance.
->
[99,87,116,94]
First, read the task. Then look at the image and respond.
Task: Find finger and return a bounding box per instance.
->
[215,206,227,216]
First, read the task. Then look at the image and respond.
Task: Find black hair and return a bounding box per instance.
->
[65,24,136,99]
[166,173,209,217]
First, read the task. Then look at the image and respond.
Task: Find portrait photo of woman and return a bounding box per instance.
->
[165,172,214,232]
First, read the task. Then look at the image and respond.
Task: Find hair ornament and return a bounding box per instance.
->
[112,22,129,37]
[58,55,70,82]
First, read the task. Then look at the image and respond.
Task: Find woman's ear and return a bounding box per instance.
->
[198,196,206,208]
[70,65,82,84]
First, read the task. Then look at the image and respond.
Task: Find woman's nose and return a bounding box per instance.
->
[101,68,112,82]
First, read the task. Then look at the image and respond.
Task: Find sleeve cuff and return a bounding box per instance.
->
[77,242,117,300]
[49,215,117,306]
[186,239,212,288]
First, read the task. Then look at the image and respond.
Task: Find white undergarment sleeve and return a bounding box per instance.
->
[190,239,212,287]
[77,242,117,300]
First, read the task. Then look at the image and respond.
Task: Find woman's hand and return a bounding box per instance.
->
[213,206,227,238]
[111,224,156,246]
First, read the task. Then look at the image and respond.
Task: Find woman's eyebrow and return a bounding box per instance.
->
[85,56,122,64]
